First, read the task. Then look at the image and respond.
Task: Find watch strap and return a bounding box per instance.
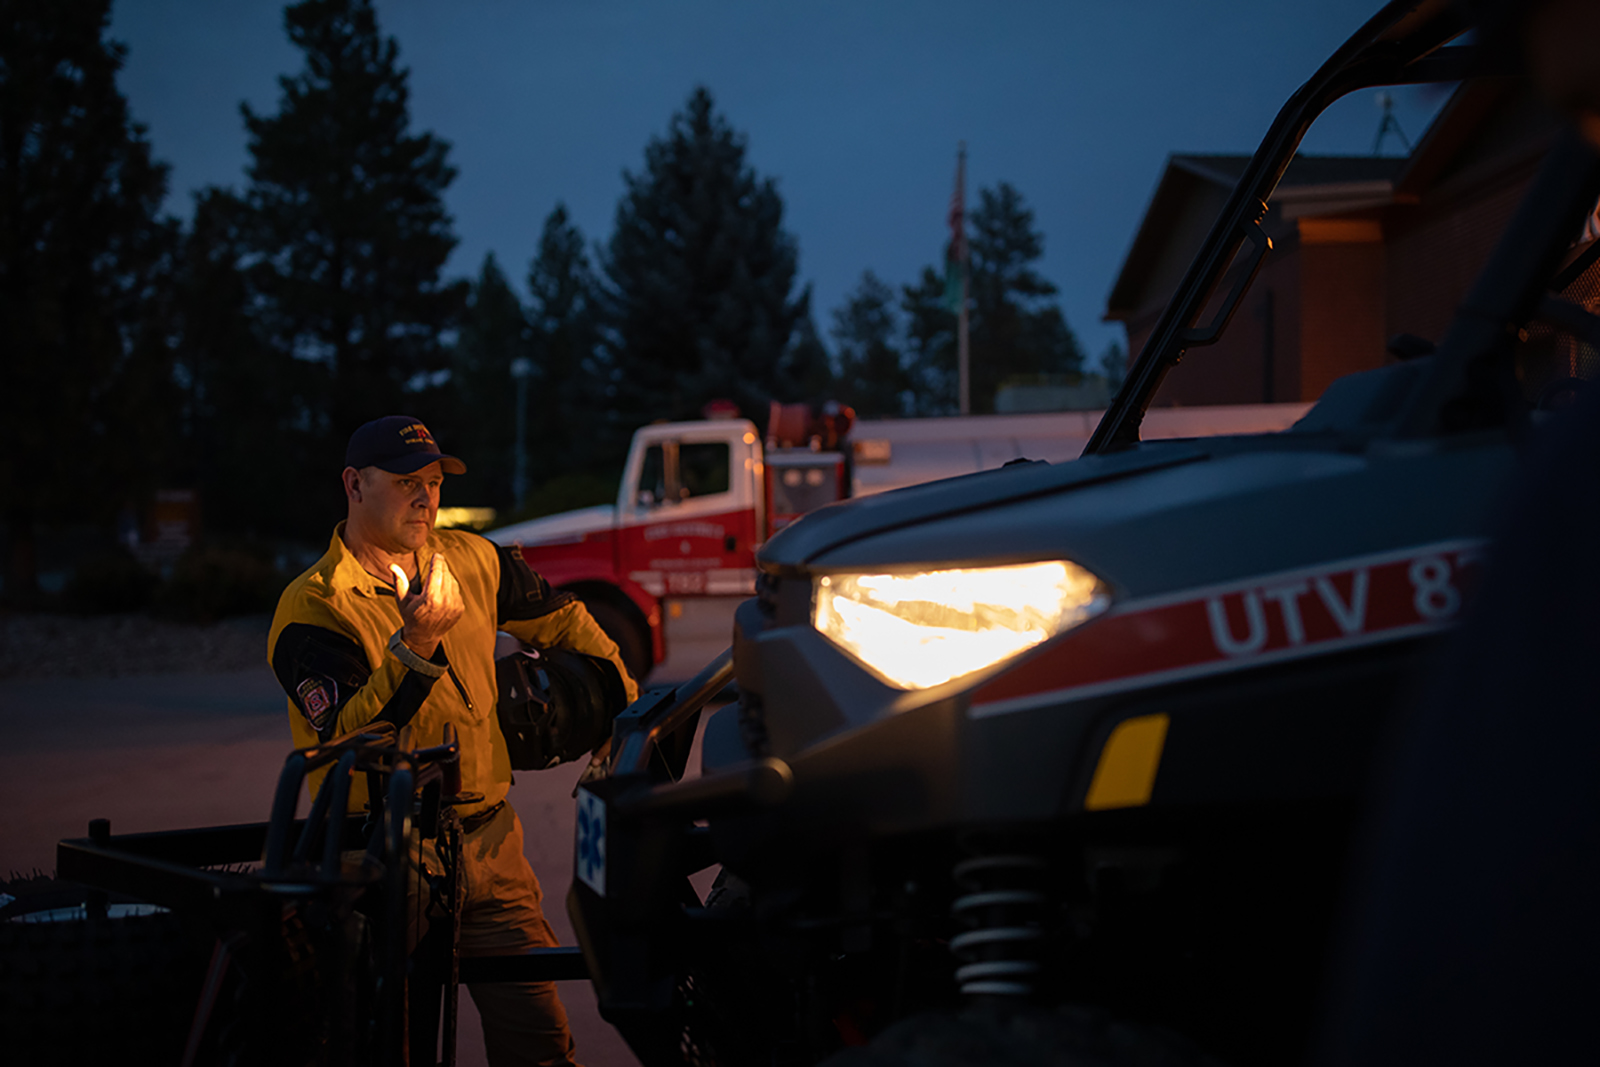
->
[388,629,448,678]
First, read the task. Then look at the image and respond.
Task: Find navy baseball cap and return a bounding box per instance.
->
[345,416,467,475]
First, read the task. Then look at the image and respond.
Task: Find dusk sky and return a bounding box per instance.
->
[110,1,1449,364]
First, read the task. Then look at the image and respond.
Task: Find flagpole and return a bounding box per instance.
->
[958,265,970,416]
[956,143,970,416]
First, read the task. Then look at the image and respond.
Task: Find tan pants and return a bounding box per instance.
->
[414,804,579,1067]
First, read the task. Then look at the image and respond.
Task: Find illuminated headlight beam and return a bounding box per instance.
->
[813,560,1110,690]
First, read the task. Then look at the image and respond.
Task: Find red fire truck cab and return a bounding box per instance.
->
[489,416,846,679]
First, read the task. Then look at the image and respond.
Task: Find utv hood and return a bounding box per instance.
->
[761,443,1205,569]
[759,435,1511,601]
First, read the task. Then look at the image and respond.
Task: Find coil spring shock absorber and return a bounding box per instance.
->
[949,850,1048,997]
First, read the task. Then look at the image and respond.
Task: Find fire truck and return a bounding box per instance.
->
[488,402,1309,679]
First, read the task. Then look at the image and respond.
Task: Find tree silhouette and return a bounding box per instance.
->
[1096,340,1128,392]
[0,0,179,597]
[968,182,1085,405]
[446,253,528,508]
[833,271,908,417]
[901,267,958,414]
[241,0,465,463]
[600,87,805,431]
[528,205,606,472]
[171,188,323,538]
[903,182,1083,413]
[778,292,835,404]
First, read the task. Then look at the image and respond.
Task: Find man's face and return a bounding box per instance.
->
[350,462,443,552]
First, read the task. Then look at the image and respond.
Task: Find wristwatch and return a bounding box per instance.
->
[388,628,448,678]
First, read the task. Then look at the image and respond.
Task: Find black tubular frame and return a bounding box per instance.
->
[611,648,733,776]
[55,720,590,1066]
[1087,0,1492,454]
[602,648,793,821]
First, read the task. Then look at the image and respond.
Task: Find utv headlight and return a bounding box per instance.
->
[812,560,1110,690]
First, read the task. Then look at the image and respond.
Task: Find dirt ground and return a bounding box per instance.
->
[0,597,739,1067]
[0,610,272,678]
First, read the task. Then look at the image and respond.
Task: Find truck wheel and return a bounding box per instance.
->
[822,1002,1228,1067]
[581,597,651,682]
[0,875,212,1065]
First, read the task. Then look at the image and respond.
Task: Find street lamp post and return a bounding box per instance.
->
[510,357,533,513]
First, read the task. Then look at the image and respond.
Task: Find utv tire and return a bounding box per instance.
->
[668,870,768,1066]
[581,596,651,683]
[0,876,212,1066]
[821,1002,1229,1067]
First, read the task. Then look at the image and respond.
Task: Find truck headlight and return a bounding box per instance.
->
[812,560,1110,690]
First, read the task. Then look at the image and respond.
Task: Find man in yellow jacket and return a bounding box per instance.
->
[268,415,637,1067]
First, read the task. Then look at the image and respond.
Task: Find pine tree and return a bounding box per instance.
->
[901,267,959,415]
[241,0,465,459]
[600,87,805,433]
[833,271,908,417]
[777,289,835,403]
[1097,340,1128,392]
[173,188,323,538]
[528,205,604,473]
[446,253,528,509]
[0,0,180,597]
[967,182,1084,411]
[903,182,1084,414]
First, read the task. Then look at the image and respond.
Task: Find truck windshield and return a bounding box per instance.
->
[679,443,730,497]
[638,441,731,506]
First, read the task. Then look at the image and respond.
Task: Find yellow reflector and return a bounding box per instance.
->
[1084,713,1169,811]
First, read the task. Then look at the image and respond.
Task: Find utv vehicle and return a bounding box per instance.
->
[570,2,1600,1065]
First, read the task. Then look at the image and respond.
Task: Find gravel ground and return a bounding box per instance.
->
[0,612,272,678]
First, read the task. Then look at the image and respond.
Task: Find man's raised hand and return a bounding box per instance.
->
[392,555,464,659]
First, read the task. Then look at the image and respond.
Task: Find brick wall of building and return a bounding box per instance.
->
[1146,239,1303,407]
[1299,232,1387,400]
[1385,167,1537,346]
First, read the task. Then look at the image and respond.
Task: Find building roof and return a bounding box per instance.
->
[1174,153,1405,189]
[1392,80,1561,202]
[1103,78,1568,326]
[1104,153,1407,321]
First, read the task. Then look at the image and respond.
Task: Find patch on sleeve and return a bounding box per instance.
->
[296,675,338,732]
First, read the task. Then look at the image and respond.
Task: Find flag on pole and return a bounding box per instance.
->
[943,144,967,312]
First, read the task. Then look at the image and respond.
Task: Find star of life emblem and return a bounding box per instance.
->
[575,788,606,896]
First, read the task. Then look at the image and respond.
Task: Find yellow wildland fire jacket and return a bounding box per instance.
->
[267,524,638,814]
